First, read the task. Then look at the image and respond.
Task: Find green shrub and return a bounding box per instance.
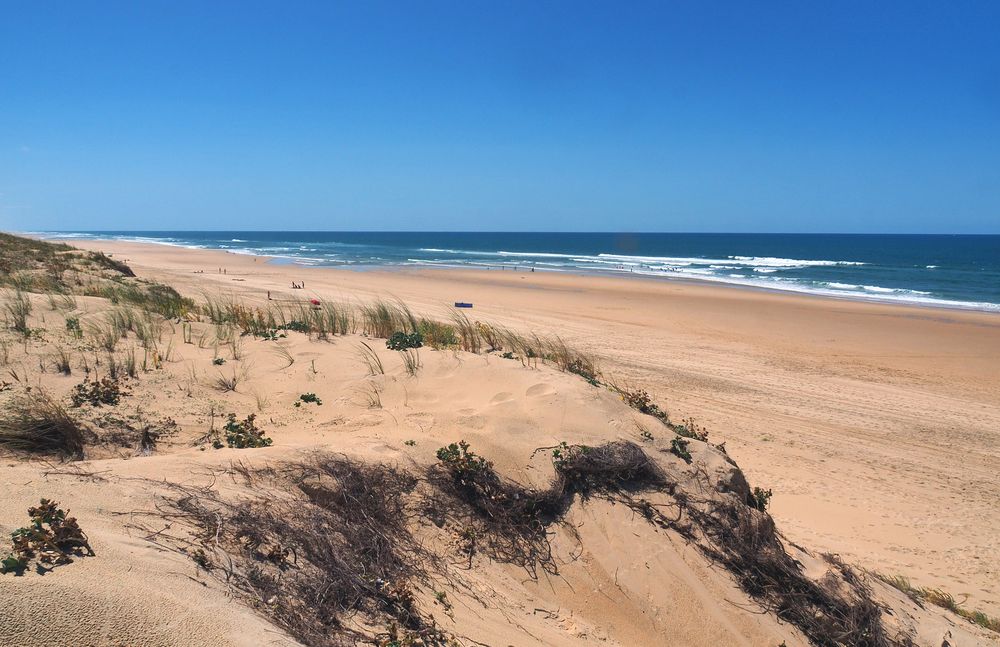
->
[436,440,491,479]
[222,413,272,449]
[294,392,322,407]
[750,487,772,511]
[71,377,128,407]
[280,320,310,333]
[671,417,709,442]
[670,437,692,463]
[386,331,423,351]
[618,387,669,422]
[417,320,458,349]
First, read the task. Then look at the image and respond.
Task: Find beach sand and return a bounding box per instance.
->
[72,239,1000,616]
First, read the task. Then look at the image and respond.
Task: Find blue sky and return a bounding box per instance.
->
[1,1,998,233]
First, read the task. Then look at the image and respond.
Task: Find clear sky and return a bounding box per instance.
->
[2,1,998,233]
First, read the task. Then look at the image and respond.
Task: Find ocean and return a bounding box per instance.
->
[35,231,1000,312]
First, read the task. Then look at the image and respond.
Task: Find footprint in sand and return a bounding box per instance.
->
[526,383,556,398]
[405,412,435,432]
[490,391,514,405]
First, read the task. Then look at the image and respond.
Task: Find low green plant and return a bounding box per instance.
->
[65,316,82,338]
[1,499,94,574]
[280,320,310,333]
[436,440,491,479]
[221,413,272,449]
[750,487,773,511]
[212,357,226,365]
[71,376,128,407]
[417,320,458,349]
[618,387,669,422]
[567,358,600,386]
[671,417,709,442]
[386,331,423,351]
[670,437,692,463]
[294,392,323,407]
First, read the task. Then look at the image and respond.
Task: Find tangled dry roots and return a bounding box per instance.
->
[158,455,448,647]
[429,440,906,647]
[156,443,905,647]
[681,501,898,647]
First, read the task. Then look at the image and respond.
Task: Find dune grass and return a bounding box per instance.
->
[876,573,1000,633]
[3,289,32,335]
[357,341,385,376]
[213,363,251,393]
[0,391,92,459]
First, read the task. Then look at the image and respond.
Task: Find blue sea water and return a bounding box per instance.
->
[34,231,1000,312]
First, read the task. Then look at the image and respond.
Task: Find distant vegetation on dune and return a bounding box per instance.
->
[0,233,192,317]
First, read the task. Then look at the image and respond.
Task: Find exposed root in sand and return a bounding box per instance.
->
[133,442,908,647]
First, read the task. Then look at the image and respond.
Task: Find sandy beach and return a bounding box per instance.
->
[72,238,1000,615]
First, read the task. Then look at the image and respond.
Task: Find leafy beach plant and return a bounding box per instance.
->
[220,413,273,449]
[386,331,423,351]
[1,499,94,574]
[294,392,323,407]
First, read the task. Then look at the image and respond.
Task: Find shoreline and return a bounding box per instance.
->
[35,232,1000,314]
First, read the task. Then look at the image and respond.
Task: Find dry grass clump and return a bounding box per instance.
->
[157,455,449,646]
[447,311,483,354]
[311,302,354,338]
[0,391,93,459]
[875,573,1000,633]
[446,311,599,382]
